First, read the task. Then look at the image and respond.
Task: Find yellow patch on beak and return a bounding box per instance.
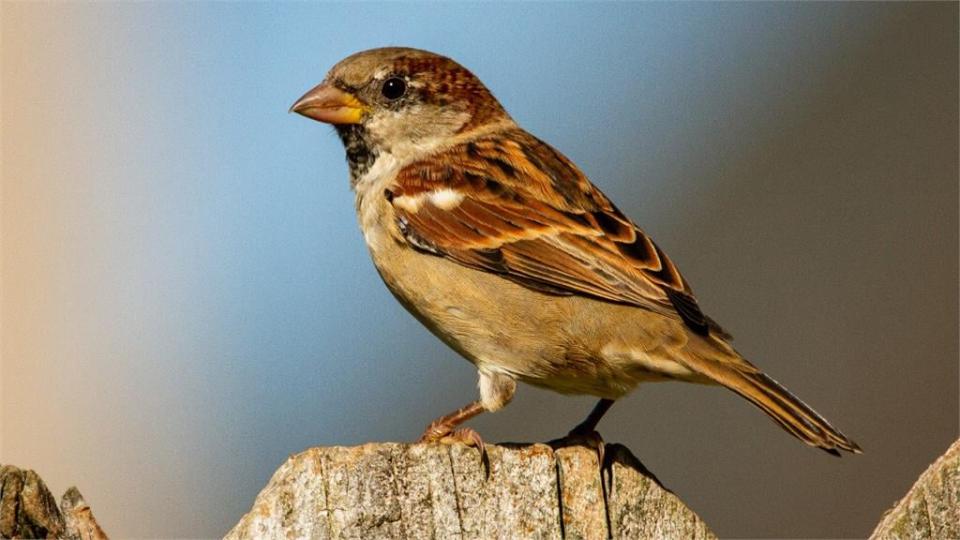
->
[290,82,366,124]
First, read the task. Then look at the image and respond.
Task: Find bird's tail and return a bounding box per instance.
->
[682,342,862,455]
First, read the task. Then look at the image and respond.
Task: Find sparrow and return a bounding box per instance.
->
[291,47,861,456]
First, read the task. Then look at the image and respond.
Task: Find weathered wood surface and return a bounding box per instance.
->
[225,442,714,540]
[7,437,959,538]
[870,437,960,539]
[0,464,107,540]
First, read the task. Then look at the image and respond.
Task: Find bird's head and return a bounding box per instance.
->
[291,48,511,180]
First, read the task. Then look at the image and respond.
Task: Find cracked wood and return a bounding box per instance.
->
[225,443,714,540]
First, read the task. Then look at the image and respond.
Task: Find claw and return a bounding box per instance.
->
[417,423,490,478]
[548,429,611,493]
[441,427,484,451]
[443,427,490,478]
[573,428,606,469]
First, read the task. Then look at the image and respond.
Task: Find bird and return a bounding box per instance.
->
[290,47,861,456]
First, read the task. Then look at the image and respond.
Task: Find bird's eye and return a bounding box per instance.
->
[381,77,407,100]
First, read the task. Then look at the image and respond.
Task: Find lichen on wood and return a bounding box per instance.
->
[870,438,960,539]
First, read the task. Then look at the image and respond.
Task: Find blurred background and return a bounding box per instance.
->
[2,2,957,538]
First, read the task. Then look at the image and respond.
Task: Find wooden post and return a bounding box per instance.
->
[0,465,107,540]
[225,443,714,540]
[5,437,960,538]
[870,438,960,539]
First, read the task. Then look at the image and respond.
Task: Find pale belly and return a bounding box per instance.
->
[358,196,704,398]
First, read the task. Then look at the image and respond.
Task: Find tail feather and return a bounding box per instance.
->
[680,344,862,455]
[739,370,861,455]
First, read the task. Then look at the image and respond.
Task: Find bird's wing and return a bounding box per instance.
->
[388,128,730,339]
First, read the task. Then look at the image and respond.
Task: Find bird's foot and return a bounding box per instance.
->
[549,428,606,466]
[417,424,489,477]
[417,419,455,444]
[548,428,611,491]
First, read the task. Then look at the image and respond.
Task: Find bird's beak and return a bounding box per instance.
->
[289,82,366,124]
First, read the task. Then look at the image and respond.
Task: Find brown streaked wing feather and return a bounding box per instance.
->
[389,128,730,339]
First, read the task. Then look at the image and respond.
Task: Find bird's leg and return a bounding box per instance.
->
[569,398,616,436]
[417,371,516,476]
[417,400,489,475]
[417,400,486,443]
[418,369,516,443]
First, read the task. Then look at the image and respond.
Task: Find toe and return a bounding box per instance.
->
[441,428,490,478]
[417,421,453,443]
[549,430,608,488]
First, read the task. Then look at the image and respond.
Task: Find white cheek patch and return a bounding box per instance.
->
[428,188,464,209]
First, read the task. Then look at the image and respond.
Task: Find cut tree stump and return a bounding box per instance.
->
[225,442,715,540]
[870,437,960,539]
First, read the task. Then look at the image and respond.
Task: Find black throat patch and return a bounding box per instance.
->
[335,124,378,185]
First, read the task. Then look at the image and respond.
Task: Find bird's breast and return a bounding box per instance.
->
[354,153,404,253]
[348,149,701,398]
